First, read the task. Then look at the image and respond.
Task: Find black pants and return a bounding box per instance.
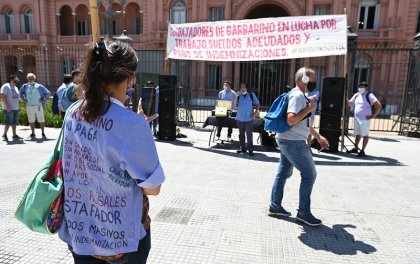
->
[71,229,151,264]
[216,126,233,138]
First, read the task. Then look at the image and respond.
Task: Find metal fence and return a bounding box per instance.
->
[1,44,417,133]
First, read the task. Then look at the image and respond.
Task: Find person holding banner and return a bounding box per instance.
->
[233,83,260,157]
[268,67,329,226]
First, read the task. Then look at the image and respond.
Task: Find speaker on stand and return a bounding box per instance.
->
[158,75,177,141]
[318,77,345,152]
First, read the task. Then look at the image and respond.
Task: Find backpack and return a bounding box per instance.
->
[264,92,292,133]
[61,84,76,111]
[236,93,255,107]
[52,93,59,115]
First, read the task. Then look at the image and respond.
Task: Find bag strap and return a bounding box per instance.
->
[54,101,80,159]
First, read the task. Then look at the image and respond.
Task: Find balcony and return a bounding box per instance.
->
[0,33,40,45]
[357,28,399,41]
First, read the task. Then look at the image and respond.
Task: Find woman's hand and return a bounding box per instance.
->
[143,185,161,196]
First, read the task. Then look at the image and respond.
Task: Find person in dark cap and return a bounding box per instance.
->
[347,82,382,157]
[71,69,81,84]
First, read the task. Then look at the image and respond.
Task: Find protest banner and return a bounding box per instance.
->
[167,15,347,61]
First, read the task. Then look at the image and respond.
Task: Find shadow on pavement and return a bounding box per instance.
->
[193,146,279,163]
[4,140,26,145]
[156,139,194,147]
[298,223,377,255]
[314,151,404,166]
[271,216,377,255]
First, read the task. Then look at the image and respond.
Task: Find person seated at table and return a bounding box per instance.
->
[217,80,236,141]
[233,82,260,157]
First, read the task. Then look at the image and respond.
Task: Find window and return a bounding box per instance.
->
[353,54,372,93]
[171,0,186,24]
[76,20,88,35]
[5,56,18,77]
[210,7,224,21]
[1,8,15,33]
[207,64,222,91]
[112,20,119,35]
[60,58,76,77]
[358,1,380,30]
[20,8,34,33]
[314,5,331,15]
[135,16,142,34]
[416,10,420,33]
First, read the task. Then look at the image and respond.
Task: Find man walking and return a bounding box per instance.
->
[19,73,51,139]
[347,82,381,157]
[217,80,236,141]
[56,74,73,118]
[1,75,22,141]
[268,67,329,226]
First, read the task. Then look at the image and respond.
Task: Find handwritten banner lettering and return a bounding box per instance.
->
[167,15,347,61]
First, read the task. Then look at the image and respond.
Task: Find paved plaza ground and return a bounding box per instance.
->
[1,125,419,264]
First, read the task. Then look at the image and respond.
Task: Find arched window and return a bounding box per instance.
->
[59,5,74,36]
[5,55,18,77]
[75,5,90,36]
[1,8,15,33]
[171,0,186,24]
[20,8,34,33]
[125,3,142,35]
[353,54,372,92]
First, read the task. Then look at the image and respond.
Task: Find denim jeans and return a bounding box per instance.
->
[270,139,317,214]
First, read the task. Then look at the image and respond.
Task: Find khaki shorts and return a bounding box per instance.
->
[354,119,370,137]
[27,105,45,123]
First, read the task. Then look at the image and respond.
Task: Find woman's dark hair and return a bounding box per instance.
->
[80,40,138,122]
[8,75,18,83]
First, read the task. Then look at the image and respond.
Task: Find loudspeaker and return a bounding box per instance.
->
[141,87,156,116]
[321,77,345,111]
[319,110,342,152]
[158,75,177,141]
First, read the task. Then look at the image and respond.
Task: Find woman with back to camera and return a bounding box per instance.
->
[59,40,165,264]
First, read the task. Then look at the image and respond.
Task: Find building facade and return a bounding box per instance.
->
[1,0,419,111]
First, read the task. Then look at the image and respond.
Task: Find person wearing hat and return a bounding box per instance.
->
[347,82,382,157]
[217,80,236,141]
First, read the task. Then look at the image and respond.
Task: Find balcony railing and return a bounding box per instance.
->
[0,33,40,42]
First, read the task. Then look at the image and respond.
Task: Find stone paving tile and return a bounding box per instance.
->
[1,125,420,264]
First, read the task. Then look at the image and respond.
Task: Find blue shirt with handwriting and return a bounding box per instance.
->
[58,98,165,256]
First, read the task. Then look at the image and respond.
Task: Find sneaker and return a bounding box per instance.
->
[12,135,22,140]
[28,134,36,140]
[296,212,322,226]
[268,206,291,217]
[227,137,232,142]
[347,148,359,154]
[236,148,246,154]
[42,133,47,139]
[248,151,254,157]
[2,134,8,142]
[357,150,366,157]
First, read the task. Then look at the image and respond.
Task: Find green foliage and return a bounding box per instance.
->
[1,99,63,128]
